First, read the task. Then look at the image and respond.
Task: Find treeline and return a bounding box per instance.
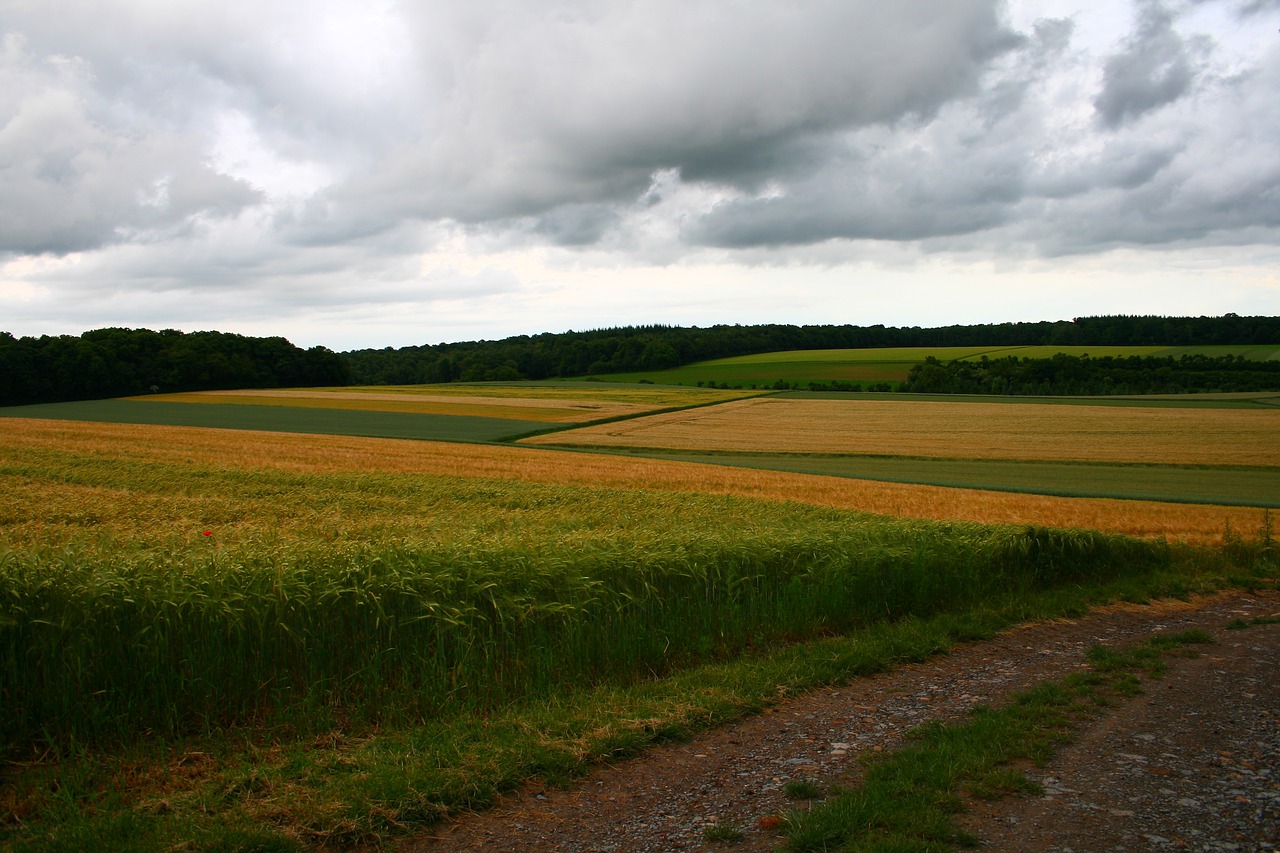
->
[342,315,1280,385]
[900,353,1280,396]
[5,315,1278,405]
[0,328,349,406]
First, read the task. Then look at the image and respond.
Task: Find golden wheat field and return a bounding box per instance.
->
[304,383,759,405]
[128,388,668,423]
[1,418,1267,546]
[522,397,1280,467]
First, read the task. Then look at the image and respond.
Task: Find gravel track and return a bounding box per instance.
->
[404,591,1279,852]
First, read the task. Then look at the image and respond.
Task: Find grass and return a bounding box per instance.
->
[784,390,1280,409]
[1226,615,1280,630]
[704,823,745,843]
[780,629,1219,852]
[783,779,825,800]
[6,491,1181,748]
[605,451,1280,508]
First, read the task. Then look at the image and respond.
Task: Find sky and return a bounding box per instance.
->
[2,0,1279,351]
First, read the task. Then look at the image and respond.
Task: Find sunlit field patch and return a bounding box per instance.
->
[523,396,1280,467]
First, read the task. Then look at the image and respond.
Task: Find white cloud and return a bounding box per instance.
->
[0,32,261,254]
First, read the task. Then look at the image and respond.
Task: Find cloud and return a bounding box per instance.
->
[681,19,1058,248]
[1093,1,1199,128]
[1035,46,1280,252]
[322,0,1019,229]
[1236,0,1280,13]
[680,1,1280,254]
[0,33,261,255]
[9,0,1272,263]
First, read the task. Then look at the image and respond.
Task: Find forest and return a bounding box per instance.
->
[0,328,350,406]
[2,315,1278,406]
[339,314,1280,385]
[899,352,1280,396]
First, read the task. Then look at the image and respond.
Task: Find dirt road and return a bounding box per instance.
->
[406,591,1280,852]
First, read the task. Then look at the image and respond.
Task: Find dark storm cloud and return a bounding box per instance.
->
[1093,2,1198,128]
[531,204,622,247]
[684,2,1280,254]
[327,0,1020,232]
[2,0,1278,283]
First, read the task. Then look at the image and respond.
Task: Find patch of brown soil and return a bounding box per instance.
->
[403,591,1280,852]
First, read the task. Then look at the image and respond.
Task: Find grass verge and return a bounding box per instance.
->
[779,630,1219,852]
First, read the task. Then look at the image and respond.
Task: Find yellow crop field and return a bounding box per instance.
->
[324,383,762,405]
[522,397,1280,467]
[2,418,1267,545]
[127,387,688,423]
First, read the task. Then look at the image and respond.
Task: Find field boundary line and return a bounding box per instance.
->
[499,393,776,443]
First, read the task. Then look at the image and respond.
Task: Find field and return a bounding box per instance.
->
[596,344,1280,387]
[2,417,1272,547]
[0,384,759,443]
[2,378,1277,850]
[596,452,1280,508]
[523,395,1280,509]
[131,389,655,422]
[791,390,1280,408]
[523,396,1280,465]
[128,383,758,422]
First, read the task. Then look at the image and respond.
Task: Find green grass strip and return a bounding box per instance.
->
[599,450,1280,508]
[777,391,1280,409]
[781,630,1217,852]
